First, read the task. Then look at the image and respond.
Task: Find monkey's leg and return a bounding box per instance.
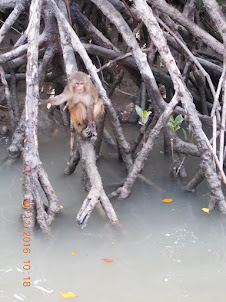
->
[83,103,96,138]
[70,123,75,158]
[83,99,104,139]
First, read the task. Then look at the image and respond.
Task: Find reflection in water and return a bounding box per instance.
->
[1,128,226,302]
[34,279,54,294]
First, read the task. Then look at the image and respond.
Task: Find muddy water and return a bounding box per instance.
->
[1,127,226,302]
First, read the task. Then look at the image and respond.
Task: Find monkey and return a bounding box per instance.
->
[45,71,104,137]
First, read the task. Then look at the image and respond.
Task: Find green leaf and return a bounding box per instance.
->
[143,116,149,124]
[175,114,183,125]
[169,115,174,122]
[168,121,174,128]
[142,110,147,118]
[135,105,143,118]
[143,111,152,125]
[168,116,175,126]
[196,0,204,10]
[174,125,181,132]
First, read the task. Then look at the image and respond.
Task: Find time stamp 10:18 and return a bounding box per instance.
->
[22,198,31,287]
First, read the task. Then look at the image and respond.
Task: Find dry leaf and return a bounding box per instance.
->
[59,291,77,298]
[161,199,173,203]
[202,208,209,214]
[103,258,113,263]
[72,251,76,255]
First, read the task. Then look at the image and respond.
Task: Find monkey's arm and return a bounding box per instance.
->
[45,88,72,106]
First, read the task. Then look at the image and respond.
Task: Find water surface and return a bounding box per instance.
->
[1,127,226,302]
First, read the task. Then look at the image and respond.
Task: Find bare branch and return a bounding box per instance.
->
[149,0,224,55]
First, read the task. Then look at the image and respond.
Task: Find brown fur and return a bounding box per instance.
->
[45,72,104,134]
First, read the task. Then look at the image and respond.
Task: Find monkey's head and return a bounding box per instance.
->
[68,71,90,94]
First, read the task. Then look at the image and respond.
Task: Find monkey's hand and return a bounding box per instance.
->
[40,98,53,109]
[38,98,51,110]
[82,122,97,139]
[40,97,51,106]
[39,98,47,104]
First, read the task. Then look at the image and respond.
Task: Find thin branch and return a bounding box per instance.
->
[157,17,216,99]
[148,0,224,55]
[0,65,15,128]
[211,66,226,117]
[97,47,152,73]
[219,71,226,168]
[0,19,22,35]
[0,0,26,44]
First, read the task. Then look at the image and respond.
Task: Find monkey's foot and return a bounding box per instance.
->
[82,124,97,139]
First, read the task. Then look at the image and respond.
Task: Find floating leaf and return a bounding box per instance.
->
[102,258,113,263]
[59,291,77,298]
[111,242,115,245]
[20,178,22,181]
[72,251,76,255]
[161,199,173,203]
[60,205,64,209]
[202,208,209,214]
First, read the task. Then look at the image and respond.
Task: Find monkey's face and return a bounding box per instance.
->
[75,81,85,94]
[68,72,90,94]
[68,78,85,93]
